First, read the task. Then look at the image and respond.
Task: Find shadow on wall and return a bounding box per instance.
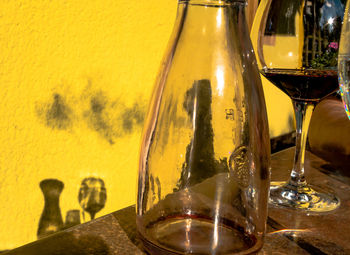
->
[37,177,107,239]
[35,81,145,145]
[33,80,143,239]
[78,177,107,221]
[37,179,64,239]
[270,113,295,153]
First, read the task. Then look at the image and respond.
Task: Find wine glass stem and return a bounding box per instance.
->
[289,100,315,187]
[90,212,96,220]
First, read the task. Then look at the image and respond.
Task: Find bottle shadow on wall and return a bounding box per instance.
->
[37,177,107,239]
[37,179,65,239]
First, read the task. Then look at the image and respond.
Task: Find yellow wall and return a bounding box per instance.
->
[0,0,293,250]
[0,0,177,249]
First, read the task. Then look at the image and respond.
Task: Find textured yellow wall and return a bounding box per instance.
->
[0,0,292,250]
[0,0,177,249]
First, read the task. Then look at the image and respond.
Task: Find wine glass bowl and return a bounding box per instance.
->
[258,0,344,71]
[78,177,107,221]
[255,0,344,212]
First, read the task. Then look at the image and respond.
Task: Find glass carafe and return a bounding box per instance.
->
[137,0,270,254]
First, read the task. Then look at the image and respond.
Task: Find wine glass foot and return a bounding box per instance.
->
[269,181,340,212]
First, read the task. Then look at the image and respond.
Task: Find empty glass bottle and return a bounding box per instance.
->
[137,0,270,254]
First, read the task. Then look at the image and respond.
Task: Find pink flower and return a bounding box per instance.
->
[329,42,339,49]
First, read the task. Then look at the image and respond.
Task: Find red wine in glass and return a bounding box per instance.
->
[260,69,339,102]
[139,213,259,255]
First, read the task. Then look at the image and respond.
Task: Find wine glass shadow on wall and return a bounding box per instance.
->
[253,0,345,212]
[78,177,107,221]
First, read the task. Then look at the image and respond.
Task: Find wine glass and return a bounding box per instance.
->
[78,177,107,221]
[339,0,350,119]
[254,0,344,212]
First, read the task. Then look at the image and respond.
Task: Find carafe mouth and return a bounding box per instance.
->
[179,0,246,6]
[40,179,64,194]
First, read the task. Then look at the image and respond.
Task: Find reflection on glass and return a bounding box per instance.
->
[177,80,229,190]
[78,177,107,221]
